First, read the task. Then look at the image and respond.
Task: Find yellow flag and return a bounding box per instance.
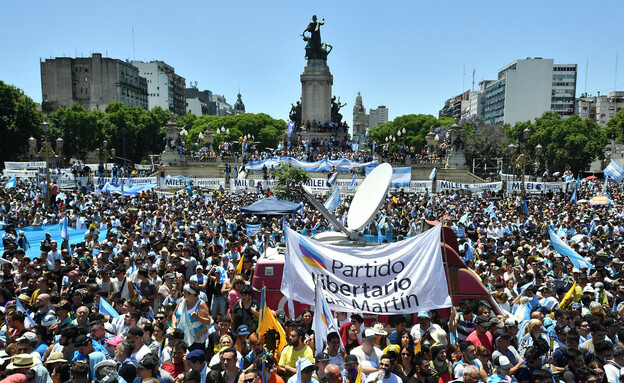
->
[354,365,363,383]
[414,338,422,354]
[559,281,577,308]
[257,305,287,358]
[600,290,608,307]
[235,256,244,275]
[392,196,398,204]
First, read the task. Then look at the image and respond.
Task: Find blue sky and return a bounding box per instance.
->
[2,1,623,122]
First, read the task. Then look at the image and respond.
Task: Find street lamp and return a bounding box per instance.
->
[508,129,542,199]
[95,140,115,177]
[37,121,63,209]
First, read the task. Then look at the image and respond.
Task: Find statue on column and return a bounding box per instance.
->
[330,96,346,124]
[302,15,332,60]
[289,101,302,127]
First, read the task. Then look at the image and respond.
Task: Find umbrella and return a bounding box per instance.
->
[585,176,598,180]
[589,196,609,206]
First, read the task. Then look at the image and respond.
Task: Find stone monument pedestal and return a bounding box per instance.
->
[300,59,333,125]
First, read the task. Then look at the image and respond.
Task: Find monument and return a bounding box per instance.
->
[300,15,333,126]
[287,15,348,142]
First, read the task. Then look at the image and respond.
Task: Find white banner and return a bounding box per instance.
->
[194,178,226,189]
[392,180,432,193]
[437,180,503,193]
[506,181,576,194]
[94,177,158,187]
[281,224,451,314]
[3,170,37,178]
[40,174,89,189]
[4,161,46,170]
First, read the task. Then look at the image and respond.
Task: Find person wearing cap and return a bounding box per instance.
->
[491,330,522,375]
[465,316,494,354]
[160,328,185,363]
[190,264,208,295]
[278,326,314,379]
[350,328,384,375]
[313,352,330,382]
[285,358,317,383]
[186,349,208,383]
[410,311,441,346]
[156,272,175,310]
[15,333,43,365]
[486,355,514,383]
[72,334,107,380]
[93,359,120,383]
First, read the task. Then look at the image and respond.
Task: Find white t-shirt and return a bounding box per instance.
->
[366,372,402,383]
[350,345,383,367]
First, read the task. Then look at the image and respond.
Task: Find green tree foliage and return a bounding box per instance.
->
[368,114,452,151]
[604,109,624,143]
[507,112,607,173]
[272,166,310,201]
[49,104,109,160]
[103,102,167,164]
[0,81,42,166]
[187,113,286,149]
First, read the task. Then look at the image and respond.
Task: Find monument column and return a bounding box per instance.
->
[301,59,333,125]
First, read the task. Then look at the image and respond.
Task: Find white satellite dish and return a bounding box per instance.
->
[347,163,393,231]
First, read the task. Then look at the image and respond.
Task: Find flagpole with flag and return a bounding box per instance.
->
[559,281,577,308]
[312,278,341,355]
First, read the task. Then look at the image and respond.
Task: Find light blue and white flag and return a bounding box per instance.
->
[246,224,262,236]
[604,160,624,183]
[429,167,437,180]
[99,297,120,319]
[5,176,16,189]
[177,299,196,347]
[287,122,295,138]
[548,228,594,270]
[326,172,338,188]
[570,189,577,204]
[391,167,411,188]
[348,172,356,191]
[459,212,469,225]
[324,187,341,213]
[15,299,36,328]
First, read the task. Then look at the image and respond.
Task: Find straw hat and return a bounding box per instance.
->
[44,352,67,365]
[7,354,35,370]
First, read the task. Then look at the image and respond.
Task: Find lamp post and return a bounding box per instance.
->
[95,140,116,177]
[508,127,542,198]
[36,122,63,209]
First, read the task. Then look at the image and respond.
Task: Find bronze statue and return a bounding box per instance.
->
[302,15,331,60]
[330,96,346,124]
[289,101,302,127]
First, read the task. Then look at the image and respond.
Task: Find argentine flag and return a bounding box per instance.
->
[324,187,341,213]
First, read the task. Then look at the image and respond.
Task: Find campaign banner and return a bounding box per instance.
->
[4,161,46,170]
[506,181,576,194]
[194,178,226,189]
[281,224,451,314]
[391,167,411,188]
[392,180,432,193]
[230,179,279,192]
[3,170,37,178]
[39,174,89,189]
[437,181,503,193]
[94,177,158,187]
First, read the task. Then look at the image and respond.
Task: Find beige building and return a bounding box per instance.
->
[576,91,624,126]
[41,53,148,112]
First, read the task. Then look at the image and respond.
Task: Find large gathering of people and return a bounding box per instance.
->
[0,165,622,383]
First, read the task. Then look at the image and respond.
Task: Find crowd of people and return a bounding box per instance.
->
[0,169,622,383]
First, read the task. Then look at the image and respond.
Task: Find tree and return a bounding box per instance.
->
[507,112,607,173]
[368,114,452,151]
[605,109,624,143]
[461,116,509,166]
[272,167,310,201]
[49,103,103,160]
[187,113,286,149]
[0,81,42,165]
